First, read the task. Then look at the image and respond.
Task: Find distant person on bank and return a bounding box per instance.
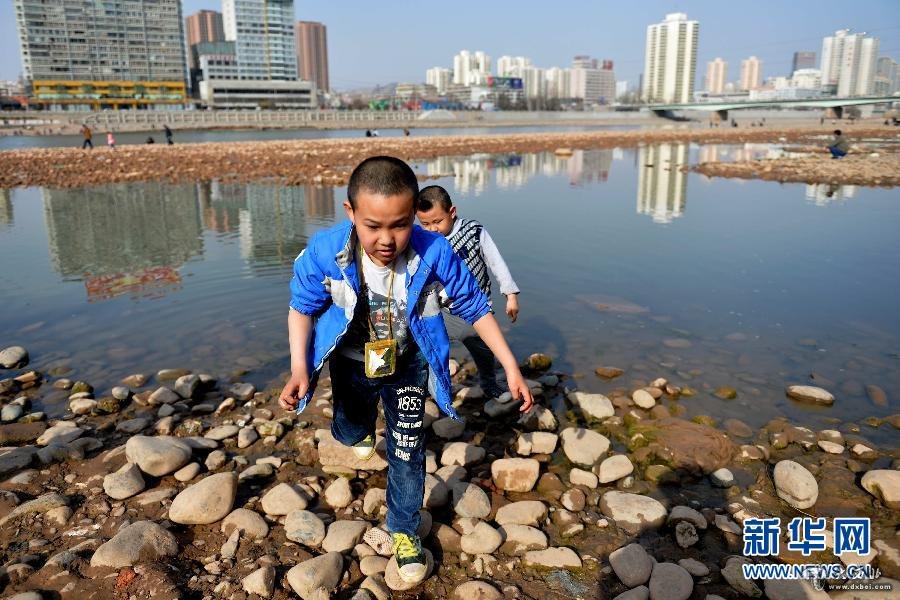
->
[828,129,849,159]
[106,131,115,149]
[164,125,173,145]
[80,124,93,149]
[416,185,521,399]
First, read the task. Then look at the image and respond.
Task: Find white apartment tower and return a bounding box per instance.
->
[425,67,452,94]
[739,56,762,91]
[821,29,879,96]
[704,58,727,94]
[545,67,571,99]
[453,50,491,86]
[642,13,699,103]
[223,0,297,80]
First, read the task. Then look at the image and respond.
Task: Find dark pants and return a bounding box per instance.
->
[330,350,427,535]
[444,311,500,394]
[82,139,93,149]
[829,146,846,159]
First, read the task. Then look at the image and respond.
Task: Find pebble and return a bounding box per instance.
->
[89,520,178,568]
[432,417,465,439]
[229,382,256,401]
[450,482,491,518]
[168,472,237,524]
[102,462,146,500]
[785,385,834,406]
[567,391,614,420]
[36,422,84,446]
[261,482,309,515]
[460,521,503,554]
[710,467,735,487]
[441,442,486,467]
[498,524,548,555]
[452,580,502,600]
[494,500,547,526]
[516,431,558,455]
[205,424,240,440]
[559,427,610,466]
[648,562,693,600]
[773,460,819,509]
[285,510,327,547]
[600,491,667,533]
[570,467,599,488]
[125,435,192,476]
[242,565,276,598]
[523,547,582,569]
[632,389,656,409]
[675,521,698,547]
[0,346,29,368]
[324,477,353,508]
[667,506,707,529]
[221,508,269,539]
[609,543,653,587]
[148,386,180,405]
[286,551,344,598]
[596,454,634,483]
[677,558,709,576]
[817,440,844,454]
[322,519,370,553]
[174,462,201,482]
[237,427,258,448]
[860,469,900,508]
[491,458,540,492]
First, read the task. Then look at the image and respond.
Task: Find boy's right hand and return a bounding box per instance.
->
[278,370,309,412]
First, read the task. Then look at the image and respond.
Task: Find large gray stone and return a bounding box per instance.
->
[286,552,344,599]
[321,519,370,553]
[523,547,581,569]
[460,521,503,554]
[90,521,178,568]
[567,391,614,420]
[609,543,653,587]
[450,482,491,518]
[559,427,610,466]
[261,482,309,515]
[773,460,819,509]
[125,435,192,476]
[498,524,548,555]
[491,457,540,492]
[168,472,237,524]
[786,385,834,406]
[103,462,146,500]
[648,562,693,600]
[494,500,547,526]
[860,469,900,509]
[600,491,667,533]
[221,508,269,539]
[285,510,327,547]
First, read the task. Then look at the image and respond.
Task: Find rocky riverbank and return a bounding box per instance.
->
[694,151,900,187]
[0,344,898,599]
[0,126,896,189]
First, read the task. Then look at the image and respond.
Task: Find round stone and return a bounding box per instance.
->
[168,472,237,524]
[460,521,503,554]
[286,552,344,598]
[221,508,269,539]
[285,509,327,547]
[786,385,834,406]
[452,581,501,600]
[559,427,610,466]
[491,458,540,492]
[124,435,192,477]
[596,454,634,483]
[103,462,146,500]
[609,543,653,587]
[600,491,667,533]
[773,460,819,509]
[90,521,178,568]
[450,482,491,518]
[648,562,693,600]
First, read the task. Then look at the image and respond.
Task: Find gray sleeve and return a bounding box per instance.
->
[479,227,520,295]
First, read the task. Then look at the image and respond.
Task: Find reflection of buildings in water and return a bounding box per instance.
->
[42,183,202,301]
[698,144,721,164]
[424,151,614,195]
[805,183,857,205]
[698,143,778,164]
[199,182,335,266]
[0,188,11,229]
[636,143,688,224]
[566,150,613,185]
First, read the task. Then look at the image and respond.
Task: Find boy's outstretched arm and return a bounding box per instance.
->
[472,313,534,412]
[278,308,313,411]
[479,228,520,322]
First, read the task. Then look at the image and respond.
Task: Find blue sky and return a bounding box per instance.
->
[2,1,897,90]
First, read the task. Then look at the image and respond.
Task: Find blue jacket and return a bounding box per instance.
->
[289,220,492,419]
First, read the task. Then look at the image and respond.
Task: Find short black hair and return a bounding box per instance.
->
[347,156,419,209]
[417,185,453,212]
[834,129,842,135]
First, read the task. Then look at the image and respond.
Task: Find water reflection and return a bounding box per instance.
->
[41,181,336,302]
[698,143,777,164]
[424,149,615,195]
[636,143,687,223]
[0,189,11,229]
[805,183,857,205]
[43,183,202,301]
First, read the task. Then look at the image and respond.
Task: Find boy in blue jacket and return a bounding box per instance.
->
[278,156,534,584]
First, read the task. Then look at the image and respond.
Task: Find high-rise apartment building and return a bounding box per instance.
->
[497,56,532,77]
[569,57,615,103]
[792,51,816,74]
[545,67,571,99]
[821,29,879,96]
[739,56,762,90]
[642,13,699,103]
[14,0,187,108]
[704,58,727,94]
[875,57,899,95]
[453,50,491,86]
[426,67,452,94]
[186,10,225,50]
[296,21,329,92]
[223,0,297,80]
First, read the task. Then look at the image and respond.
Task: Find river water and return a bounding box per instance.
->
[1,144,897,445]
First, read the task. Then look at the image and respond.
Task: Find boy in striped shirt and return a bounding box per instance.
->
[416,185,520,398]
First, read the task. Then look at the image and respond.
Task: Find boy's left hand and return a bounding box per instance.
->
[507,372,534,413]
[505,294,519,323]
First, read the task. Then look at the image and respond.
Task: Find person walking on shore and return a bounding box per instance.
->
[80,124,93,149]
[106,131,115,149]
[827,129,849,159]
[164,125,173,145]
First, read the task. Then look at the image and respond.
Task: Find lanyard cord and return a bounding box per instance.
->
[357,244,395,342]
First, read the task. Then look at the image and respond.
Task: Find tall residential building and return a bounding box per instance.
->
[523,67,547,99]
[497,56,532,77]
[821,29,879,96]
[791,68,822,90]
[186,10,225,49]
[545,67,571,99]
[14,0,187,108]
[426,67,452,94]
[704,58,727,94]
[296,21,329,92]
[642,13,699,103]
[570,57,615,103]
[875,57,899,95]
[453,50,491,86]
[223,0,297,80]
[792,51,816,74]
[739,56,763,90]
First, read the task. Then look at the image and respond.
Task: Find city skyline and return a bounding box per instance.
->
[2,1,896,91]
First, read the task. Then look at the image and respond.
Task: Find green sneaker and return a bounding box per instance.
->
[352,434,375,460]
[391,532,427,584]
